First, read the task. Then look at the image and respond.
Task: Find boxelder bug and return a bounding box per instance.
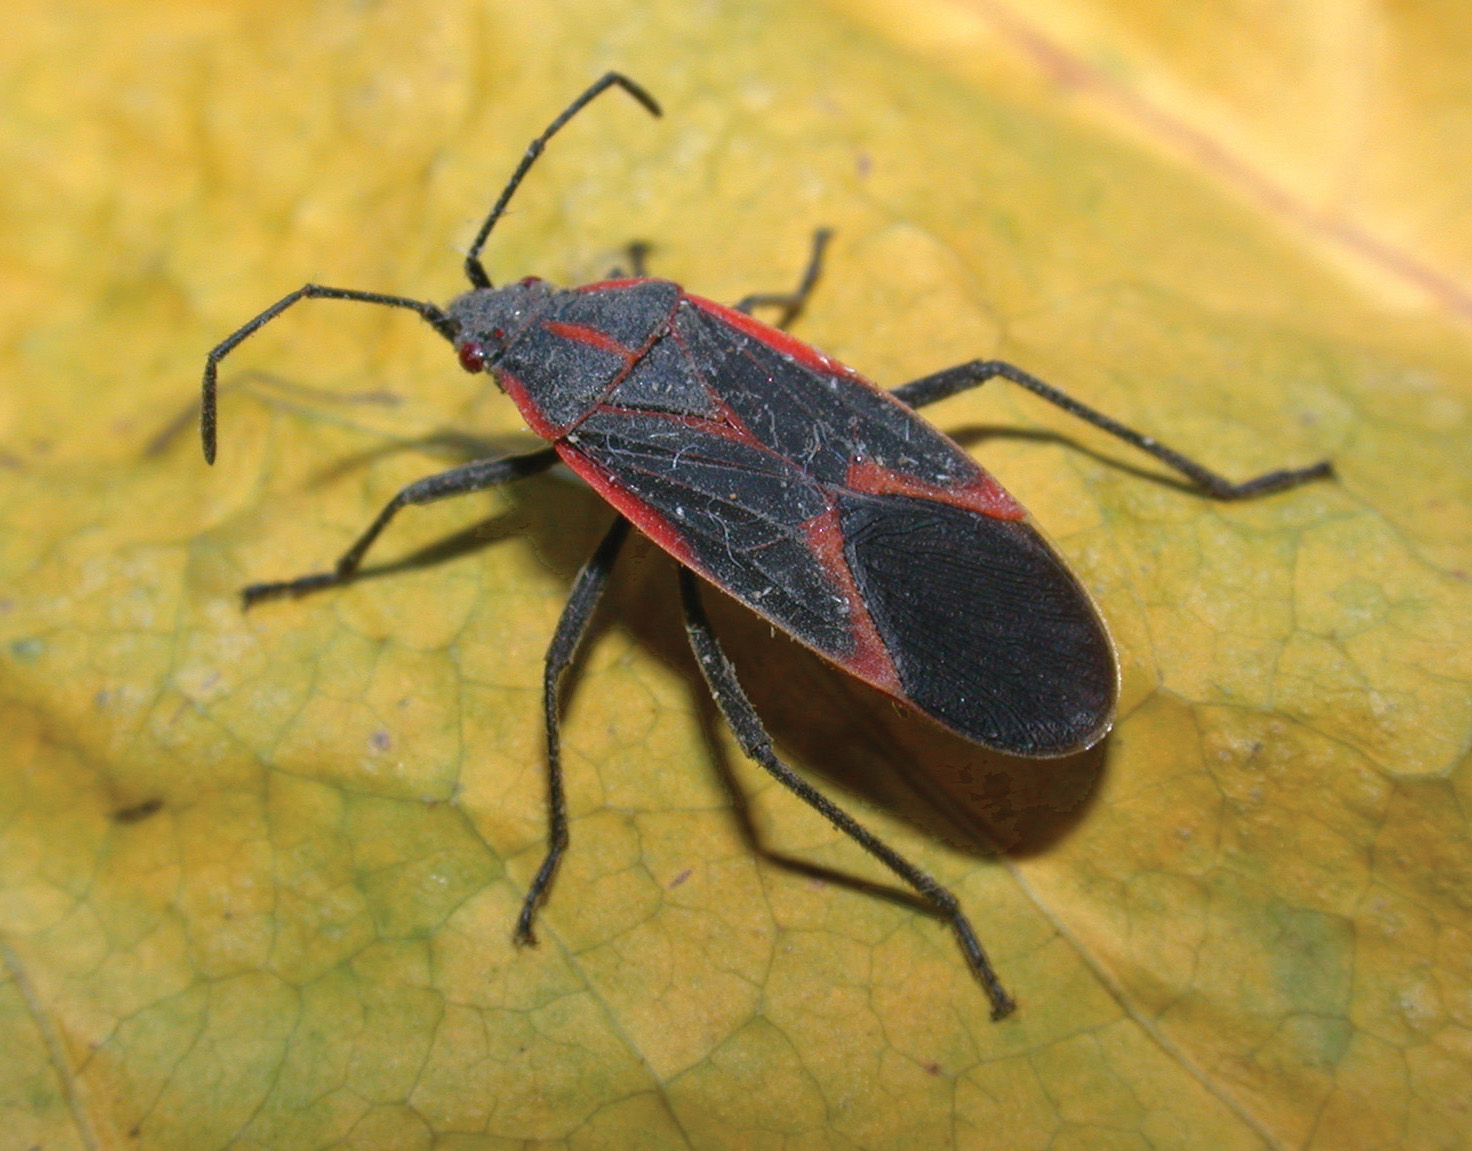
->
[200,73,1333,1019]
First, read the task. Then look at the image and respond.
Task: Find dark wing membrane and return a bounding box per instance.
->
[838,492,1116,755]
[570,409,857,660]
[605,329,720,417]
[674,302,983,489]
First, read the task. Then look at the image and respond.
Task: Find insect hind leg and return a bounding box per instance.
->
[677,568,1017,1020]
[627,241,652,278]
[604,241,653,280]
[733,228,832,327]
[892,359,1334,500]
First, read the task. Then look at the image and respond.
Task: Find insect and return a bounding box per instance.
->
[200,74,1333,1019]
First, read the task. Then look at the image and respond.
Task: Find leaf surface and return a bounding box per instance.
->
[2,1,1470,1148]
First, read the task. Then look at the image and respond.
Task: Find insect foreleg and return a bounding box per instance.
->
[241,449,560,607]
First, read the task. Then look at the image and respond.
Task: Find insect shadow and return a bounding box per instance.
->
[144,369,404,459]
[200,399,1115,876]
[946,422,1225,496]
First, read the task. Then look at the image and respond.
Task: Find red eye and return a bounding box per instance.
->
[457,342,487,373]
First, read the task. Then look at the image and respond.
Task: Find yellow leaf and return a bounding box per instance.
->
[3,1,1470,1148]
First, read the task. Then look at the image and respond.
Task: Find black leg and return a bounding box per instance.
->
[733,228,832,327]
[678,568,1016,1020]
[891,360,1334,500]
[241,448,560,606]
[201,284,455,464]
[516,515,632,945]
[604,242,652,281]
[627,241,651,278]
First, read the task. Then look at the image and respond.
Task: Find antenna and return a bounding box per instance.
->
[463,72,661,290]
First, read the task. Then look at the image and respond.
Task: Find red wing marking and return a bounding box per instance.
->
[541,320,638,361]
[799,506,904,696]
[555,435,907,701]
[662,321,766,445]
[496,370,561,442]
[591,401,769,461]
[846,458,1026,521]
[685,294,867,382]
[553,441,700,571]
[577,277,656,292]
